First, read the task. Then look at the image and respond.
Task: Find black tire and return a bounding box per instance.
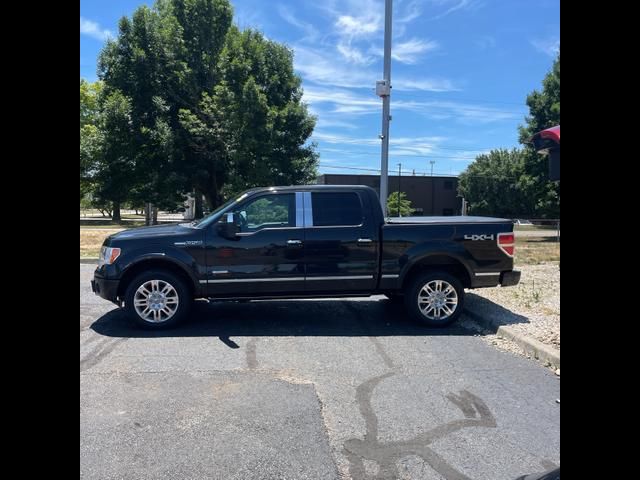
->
[404,271,465,327]
[124,269,192,329]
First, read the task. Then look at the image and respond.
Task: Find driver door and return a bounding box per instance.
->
[204,192,306,297]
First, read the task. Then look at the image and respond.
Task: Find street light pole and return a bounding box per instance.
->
[378,0,393,216]
[397,162,402,217]
[430,160,435,215]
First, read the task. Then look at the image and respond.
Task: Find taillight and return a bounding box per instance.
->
[497,232,515,257]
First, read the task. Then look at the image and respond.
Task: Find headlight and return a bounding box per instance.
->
[98,246,121,266]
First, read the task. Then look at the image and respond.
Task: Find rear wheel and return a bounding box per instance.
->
[124,270,192,329]
[404,271,464,327]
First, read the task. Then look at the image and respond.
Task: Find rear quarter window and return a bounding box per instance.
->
[312,192,363,226]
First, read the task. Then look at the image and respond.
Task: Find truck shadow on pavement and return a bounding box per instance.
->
[464,293,530,328]
[91,295,529,340]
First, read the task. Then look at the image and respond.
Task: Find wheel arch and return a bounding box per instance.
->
[401,254,472,290]
[117,258,198,300]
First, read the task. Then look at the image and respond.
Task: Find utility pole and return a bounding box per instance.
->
[377,0,393,216]
[430,160,435,215]
[397,163,402,217]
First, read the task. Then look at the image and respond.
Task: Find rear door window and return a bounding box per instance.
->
[311,192,363,226]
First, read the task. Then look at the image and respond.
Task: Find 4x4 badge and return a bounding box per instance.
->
[464,234,494,241]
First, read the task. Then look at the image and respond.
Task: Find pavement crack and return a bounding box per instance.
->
[80,337,127,372]
[344,371,496,480]
[341,301,396,370]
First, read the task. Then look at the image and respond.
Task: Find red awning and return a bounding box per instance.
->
[531,125,560,151]
[537,125,560,143]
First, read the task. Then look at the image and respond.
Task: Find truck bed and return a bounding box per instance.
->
[386,216,512,225]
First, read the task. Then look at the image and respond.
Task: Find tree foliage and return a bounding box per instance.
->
[80,80,103,199]
[459,54,560,218]
[517,54,560,218]
[458,149,531,217]
[386,191,414,217]
[88,0,318,215]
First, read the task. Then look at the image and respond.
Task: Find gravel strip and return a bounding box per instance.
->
[465,262,560,350]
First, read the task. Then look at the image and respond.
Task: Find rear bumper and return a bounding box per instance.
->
[500,270,521,287]
[92,272,120,304]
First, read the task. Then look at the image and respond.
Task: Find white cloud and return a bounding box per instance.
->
[294,46,374,88]
[429,0,477,20]
[531,37,560,57]
[397,0,423,24]
[383,38,439,64]
[337,42,374,65]
[393,77,460,92]
[336,13,382,37]
[368,40,436,64]
[304,86,521,124]
[303,86,380,115]
[312,131,451,156]
[475,35,496,50]
[303,87,526,125]
[80,17,113,41]
[277,5,319,40]
[294,45,459,92]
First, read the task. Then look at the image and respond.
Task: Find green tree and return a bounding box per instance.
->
[80,79,103,200]
[98,5,187,219]
[458,149,531,217]
[386,191,414,217]
[179,27,318,206]
[92,91,138,222]
[517,53,560,217]
[458,54,559,218]
[96,0,318,215]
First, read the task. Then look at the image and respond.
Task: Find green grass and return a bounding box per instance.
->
[80,228,124,258]
[514,237,560,265]
[513,224,558,231]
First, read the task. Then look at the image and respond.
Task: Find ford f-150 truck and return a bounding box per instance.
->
[92,185,520,329]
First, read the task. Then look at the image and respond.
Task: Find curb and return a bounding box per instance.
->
[80,258,99,264]
[463,308,560,369]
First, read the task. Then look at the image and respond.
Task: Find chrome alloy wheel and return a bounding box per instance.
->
[133,279,180,323]
[417,279,459,320]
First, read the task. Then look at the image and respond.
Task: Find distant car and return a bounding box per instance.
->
[514,219,533,226]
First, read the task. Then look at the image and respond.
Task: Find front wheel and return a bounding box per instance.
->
[124,270,192,329]
[404,271,464,327]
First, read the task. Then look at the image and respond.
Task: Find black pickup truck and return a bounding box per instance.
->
[92,185,520,329]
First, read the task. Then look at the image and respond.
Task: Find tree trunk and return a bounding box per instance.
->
[204,174,223,210]
[112,201,121,222]
[194,192,203,219]
[152,206,159,225]
[145,203,152,226]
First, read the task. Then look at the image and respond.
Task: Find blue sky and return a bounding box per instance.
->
[80,0,560,177]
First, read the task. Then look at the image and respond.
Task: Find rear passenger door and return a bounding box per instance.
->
[304,190,378,293]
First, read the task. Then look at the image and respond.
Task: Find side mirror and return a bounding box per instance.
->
[217,212,240,239]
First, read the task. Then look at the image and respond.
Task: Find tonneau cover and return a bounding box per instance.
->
[385,216,512,225]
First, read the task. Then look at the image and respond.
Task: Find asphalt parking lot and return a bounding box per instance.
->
[80,264,560,480]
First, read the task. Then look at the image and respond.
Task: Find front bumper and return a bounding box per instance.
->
[92,272,121,304]
[500,270,521,287]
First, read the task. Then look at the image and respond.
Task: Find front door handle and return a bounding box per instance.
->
[287,239,303,247]
[357,238,373,245]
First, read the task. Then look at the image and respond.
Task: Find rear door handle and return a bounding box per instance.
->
[287,239,303,247]
[357,238,373,245]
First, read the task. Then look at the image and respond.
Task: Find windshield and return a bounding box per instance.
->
[191,192,251,228]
